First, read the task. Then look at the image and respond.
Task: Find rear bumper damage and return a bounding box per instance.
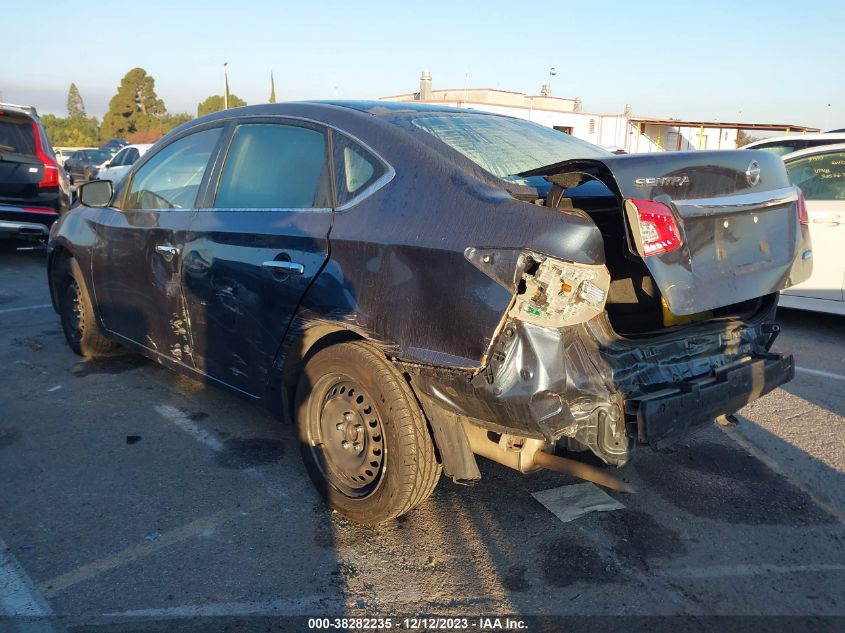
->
[404,296,788,468]
[632,353,793,450]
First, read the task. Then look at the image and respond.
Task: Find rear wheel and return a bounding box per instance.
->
[58,258,118,357]
[295,341,441,524]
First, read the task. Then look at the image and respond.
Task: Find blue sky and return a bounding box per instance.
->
[2,0,842,129]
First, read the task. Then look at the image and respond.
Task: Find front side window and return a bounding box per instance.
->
[125,128,221,210]
[110,148,129,166]
[410,114,608,182]
[214,123,331,209]
[333,134,386,206]
[786,151,845,200]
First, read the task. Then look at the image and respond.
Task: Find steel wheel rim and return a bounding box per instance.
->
[62,279,84,345]
[307,373,386,498]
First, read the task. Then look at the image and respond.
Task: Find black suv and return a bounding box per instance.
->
[0,103,71,241]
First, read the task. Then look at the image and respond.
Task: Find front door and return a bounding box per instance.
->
[182,120,334,396]
[784,149,845,303]
[90,127,224,366]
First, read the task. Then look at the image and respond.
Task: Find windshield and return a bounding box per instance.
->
[411,114,609,181]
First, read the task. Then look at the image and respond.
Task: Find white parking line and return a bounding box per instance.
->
[0,304,52,315]
[154,404,293,501]
[0,534,59,631]
[795,366,845,382]
[154,404,225,452]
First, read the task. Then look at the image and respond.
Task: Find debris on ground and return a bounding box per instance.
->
[532,482,625,523]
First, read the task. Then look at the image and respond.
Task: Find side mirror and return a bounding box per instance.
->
[104,161,112,168]
[78,180,114,208]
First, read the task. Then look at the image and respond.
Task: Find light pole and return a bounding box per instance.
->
[548,66,557,96]
[223,62,229,110]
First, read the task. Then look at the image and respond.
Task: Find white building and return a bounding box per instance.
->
[381,73,817,153]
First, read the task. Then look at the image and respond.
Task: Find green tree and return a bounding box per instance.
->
[67,83,86,119]
[197,94,246,117]
[736,130,761,148]
[100,68,166,140]
[269,72,276,103]
[42,114,99,147]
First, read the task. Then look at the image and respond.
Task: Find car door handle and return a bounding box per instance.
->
[155,244,180,262]
[262,260,305,275]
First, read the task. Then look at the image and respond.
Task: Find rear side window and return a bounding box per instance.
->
[124,148,140,164]
[125,127,221,210]
[333,134,386,206]
[786,151,845,200]
[0,118,36,155]
[215,123,331,209]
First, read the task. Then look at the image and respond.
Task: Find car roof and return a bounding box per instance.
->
[782,142,845,162]
[0,102,38,118]
[120,143,153,151]
[192,100,497,125]
[742,132,845,148]
[312,100,482,115]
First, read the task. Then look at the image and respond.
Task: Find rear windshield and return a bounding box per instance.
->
[85,150,112,162]
[411,114,608,181]
[0,118,36,155]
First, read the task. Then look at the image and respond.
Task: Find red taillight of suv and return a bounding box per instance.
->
[625,198,683,257]
[31,121,60,189]
[796,189,809,226]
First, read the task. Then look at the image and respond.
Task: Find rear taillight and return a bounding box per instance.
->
[796,189,809,226]
[31,121,60,189]
[625,198,683,257]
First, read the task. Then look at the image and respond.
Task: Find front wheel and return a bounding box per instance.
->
[57,258,118,357]
[295,341,441,524]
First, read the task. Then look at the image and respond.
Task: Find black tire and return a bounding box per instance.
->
[58,258,118,357]
[295,341,441,524]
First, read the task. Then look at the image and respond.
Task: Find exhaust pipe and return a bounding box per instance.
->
[532,450,633,493]
[462,421,633,493]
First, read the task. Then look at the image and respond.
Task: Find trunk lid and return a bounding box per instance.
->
[522,150,812,315]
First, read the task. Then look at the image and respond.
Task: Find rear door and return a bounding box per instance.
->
[182,119,333,396]
[783,148,845,303]
[90,126,225,364]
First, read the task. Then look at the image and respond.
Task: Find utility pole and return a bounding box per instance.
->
[223,62,230,110]
[548,66,557,96]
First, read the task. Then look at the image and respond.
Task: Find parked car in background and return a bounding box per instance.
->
[742,132,845,157]
[95,144,152,183]
[0,102,71,241]
[778,143,845,315]
[54,147,88,167]
[48,102,811,524]
[99,138,128,155]
[64,149,112,183]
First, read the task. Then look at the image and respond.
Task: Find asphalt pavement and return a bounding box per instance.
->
[1,239,844,632]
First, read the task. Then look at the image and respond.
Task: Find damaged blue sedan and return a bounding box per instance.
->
[47,102,812,524]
